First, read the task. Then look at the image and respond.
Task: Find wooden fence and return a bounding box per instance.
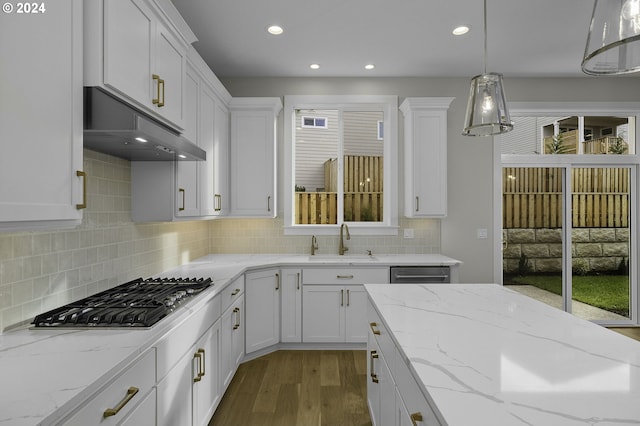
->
[295,155,384,224]
[503,167,629,228]
[294,192,383,224]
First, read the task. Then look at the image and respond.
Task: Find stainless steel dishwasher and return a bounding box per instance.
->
[389,266,450,283]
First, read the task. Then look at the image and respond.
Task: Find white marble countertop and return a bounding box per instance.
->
[364,283,640,425]
[0,253,460,426]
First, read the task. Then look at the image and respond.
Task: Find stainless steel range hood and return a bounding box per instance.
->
[83,87,205,161]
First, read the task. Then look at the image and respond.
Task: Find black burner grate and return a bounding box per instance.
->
[32,277,213,328]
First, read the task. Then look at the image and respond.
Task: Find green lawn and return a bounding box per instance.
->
[509,275,630,317]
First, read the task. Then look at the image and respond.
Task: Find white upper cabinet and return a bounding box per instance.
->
[230,98,282,217]
[0,0,84,231]
[399,97,454,218]
[130,50,231,222]
[84,0,194,130]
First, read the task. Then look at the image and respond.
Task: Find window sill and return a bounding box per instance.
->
[283,224,399,236]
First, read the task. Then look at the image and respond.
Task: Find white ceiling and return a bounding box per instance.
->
[170,0,597,78]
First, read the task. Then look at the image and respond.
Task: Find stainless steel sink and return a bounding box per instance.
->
[307,255,378,262]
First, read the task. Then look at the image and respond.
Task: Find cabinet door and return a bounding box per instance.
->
[193,322,221,426]
[302,285,345,342]
[103,0,153,108]
[368,329,396,426]
[183,63,199,145]
[212,101,230,216]
[230,110,276,217]
[0,0,83,229]
[157,351,193,426]
[175,161,200,217]
[221,297,244,390]
[154,21,186,127]
[245,269,280,353]
[199,83,217,216]
[280,268,302,343]
[344,285,368,343]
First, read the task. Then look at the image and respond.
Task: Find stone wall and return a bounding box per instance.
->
[503,228,629,274]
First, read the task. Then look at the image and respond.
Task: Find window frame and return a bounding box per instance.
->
[283,95,399,235]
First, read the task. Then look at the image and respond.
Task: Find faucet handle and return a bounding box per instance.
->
[366,249,372,256]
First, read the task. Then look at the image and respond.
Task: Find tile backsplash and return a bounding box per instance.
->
[0,150,440,332]
[0,150,210,332]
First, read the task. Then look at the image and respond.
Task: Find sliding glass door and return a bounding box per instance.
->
[502,165,633,322]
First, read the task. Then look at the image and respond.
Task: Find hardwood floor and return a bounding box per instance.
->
[609,327,640,342]
[209,350,372,426]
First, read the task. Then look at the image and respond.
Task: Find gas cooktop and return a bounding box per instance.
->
[32,277,213,328]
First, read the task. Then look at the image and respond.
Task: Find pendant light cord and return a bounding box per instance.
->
[483,0,487,74]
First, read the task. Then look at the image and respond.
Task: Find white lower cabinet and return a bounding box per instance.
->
[61,349,156,425]
[302,267,387,343]
[367,299,441,426]
[220,276,245,389]
[368,328,396,426]
[280,268,303,343]
[245,268,281,354]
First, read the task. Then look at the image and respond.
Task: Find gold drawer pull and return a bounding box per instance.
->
[193,351,203,382]
[152,74,161,105]
[178,188,185,211]
[410,412,423,425]
[336,275,354,279]
[233,307,241,329]
[370,350,379,383]
[76,170,87,209]
[103,386,139,418]
[369,322,381,335]
[231,288,240,296]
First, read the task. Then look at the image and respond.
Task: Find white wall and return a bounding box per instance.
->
[220,76,640,283]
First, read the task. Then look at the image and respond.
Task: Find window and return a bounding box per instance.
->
[302,116,328,129]
[284,95,398,235]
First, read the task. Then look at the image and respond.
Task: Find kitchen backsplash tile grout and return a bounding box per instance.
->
[0,150,440,332]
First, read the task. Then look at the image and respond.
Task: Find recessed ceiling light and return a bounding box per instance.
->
[453,25,470,36]
[309,63,320,70]
[365,64,375,70]
[267,25,284,35]
[178,154,187,159]
[135,137,148,143]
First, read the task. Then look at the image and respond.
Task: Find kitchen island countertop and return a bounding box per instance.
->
[365,283,640,425]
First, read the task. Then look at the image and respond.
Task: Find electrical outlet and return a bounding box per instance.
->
[477,228,488,239]
[403,228,414,239]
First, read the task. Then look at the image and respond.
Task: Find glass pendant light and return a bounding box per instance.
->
[462,0,513,136]
[582,0,640,75]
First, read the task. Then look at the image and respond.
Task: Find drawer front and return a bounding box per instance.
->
[303,267,389,285]
[156,294,221,380]
[62,349,156,426]
[367,300,397,377]
[395,357,442,426]
[220,275,245,312]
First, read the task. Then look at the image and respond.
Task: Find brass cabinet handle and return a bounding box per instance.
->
[193,351,203,382]
[214,194,222,211]
[369,322,381,335]
[410,412,423,425]
[233,307,240,329]
[158,78,165,107]
[346,289,350,306]
[76,170,87,209]
[152,74,161,105]
[340,289,344,306]
[267,195,271,212]
[178,188,185,211]
[296,272,300,290]
[369,350,379,383]
[198,348,205,378]
[275,272,280,290]
[336,275,354,279]
[231,288,240,296]
[415,196,419,212]
[103,386,139,418]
